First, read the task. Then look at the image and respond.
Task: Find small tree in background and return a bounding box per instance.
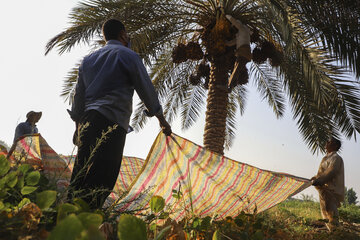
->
[0,140,9,151]
[345,187,358,205]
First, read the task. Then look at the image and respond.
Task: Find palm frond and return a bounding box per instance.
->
[288,0,360,78]
[267,1,346,108]
[250,63,285,118]
[281,54,340,153]
[224,89,242,149]
[61,62,81,104]
[130,102,148,132]
[181,85,207,130]
[131,58,196,130]
[45,0,188,56]
[162,62,196,124]
[233,84,247,116]
[329,80,360,139]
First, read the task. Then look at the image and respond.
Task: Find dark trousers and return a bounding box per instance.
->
[69,110,127,209]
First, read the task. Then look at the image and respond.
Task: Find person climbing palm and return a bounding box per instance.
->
[225,14,252,88]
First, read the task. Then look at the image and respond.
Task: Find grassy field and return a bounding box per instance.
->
[256,199,360,240]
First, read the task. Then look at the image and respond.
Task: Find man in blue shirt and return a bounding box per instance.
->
[7,111,42,159]
[68,19,172,208]
[13,111,42,142]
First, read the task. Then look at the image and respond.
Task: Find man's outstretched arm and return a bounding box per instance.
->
[130,52,172,136]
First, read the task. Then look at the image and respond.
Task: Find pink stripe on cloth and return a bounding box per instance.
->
[176,155,226,220]
[119,140,168,211]
[200,162,245,216]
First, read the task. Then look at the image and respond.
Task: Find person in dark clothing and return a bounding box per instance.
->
[13,111,42,142]
[68,19,171,209]
[7,111,42,159]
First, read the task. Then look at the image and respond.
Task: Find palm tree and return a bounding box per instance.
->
[46,0,360,155]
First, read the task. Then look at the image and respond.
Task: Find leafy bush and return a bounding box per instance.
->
[339,204,360,223]
[0,155,57,239]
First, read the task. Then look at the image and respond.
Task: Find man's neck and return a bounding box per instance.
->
[26,120,36,126]
[326,151,336,156]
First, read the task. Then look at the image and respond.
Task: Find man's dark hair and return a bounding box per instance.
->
[330,137,342,151]
[102,19,126,41]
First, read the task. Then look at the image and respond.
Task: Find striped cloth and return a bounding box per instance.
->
[117,133,311,220]
[5,133,311,220]
[9,134,72,189]
[7,134,144,197]
[60,155,144,198]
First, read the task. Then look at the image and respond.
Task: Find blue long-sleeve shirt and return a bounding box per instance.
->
[13,121,38,143]
[70,40,162,131]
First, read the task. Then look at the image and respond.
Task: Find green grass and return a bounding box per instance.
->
[257,199,360,240]
[273,198,322,220]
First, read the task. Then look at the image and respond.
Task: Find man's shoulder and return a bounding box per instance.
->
[116,46,139,58]
[16,122,28,128]
[85,44,139,60]
[330,152,343,163]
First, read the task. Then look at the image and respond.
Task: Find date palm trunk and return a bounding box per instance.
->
[203,57,229,155]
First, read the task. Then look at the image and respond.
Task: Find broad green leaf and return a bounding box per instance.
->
[201,216,211,230]
[57,203,79,223]
[36,190,57,210]
[150,222,157,231]
[0,156,10,176]
[18,198,31,209]
[0,189,7,198]
[94,209,105,218]
[117,214,147,240]
[172,194,181,199]
[77,212,103,229]
[6,171,18,188]
[39,174,49,186]
[16,176,25,189]
[78,225,105,240]
[212,230,222,240]
[18,164,32,175]
[0,201,4,210]
[193,217,202,229]
[0,177,6,189]
[158,211,169,220]
[25,171,40,186]
[48,214,84,240]
[21,186,38,195]
[150,195,165,213]
[252,230,264,240]
[154,225,171,240]
[73,198,90,212]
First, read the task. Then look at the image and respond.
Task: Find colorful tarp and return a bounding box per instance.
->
[7,134,72,189]
[3,134,144,196]
[3,133,311,220]
[117,133,311,220]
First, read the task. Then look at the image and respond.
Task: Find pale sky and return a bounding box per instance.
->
[1,0,359,200]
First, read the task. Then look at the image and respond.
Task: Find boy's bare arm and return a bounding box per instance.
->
[226,15,244,29]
